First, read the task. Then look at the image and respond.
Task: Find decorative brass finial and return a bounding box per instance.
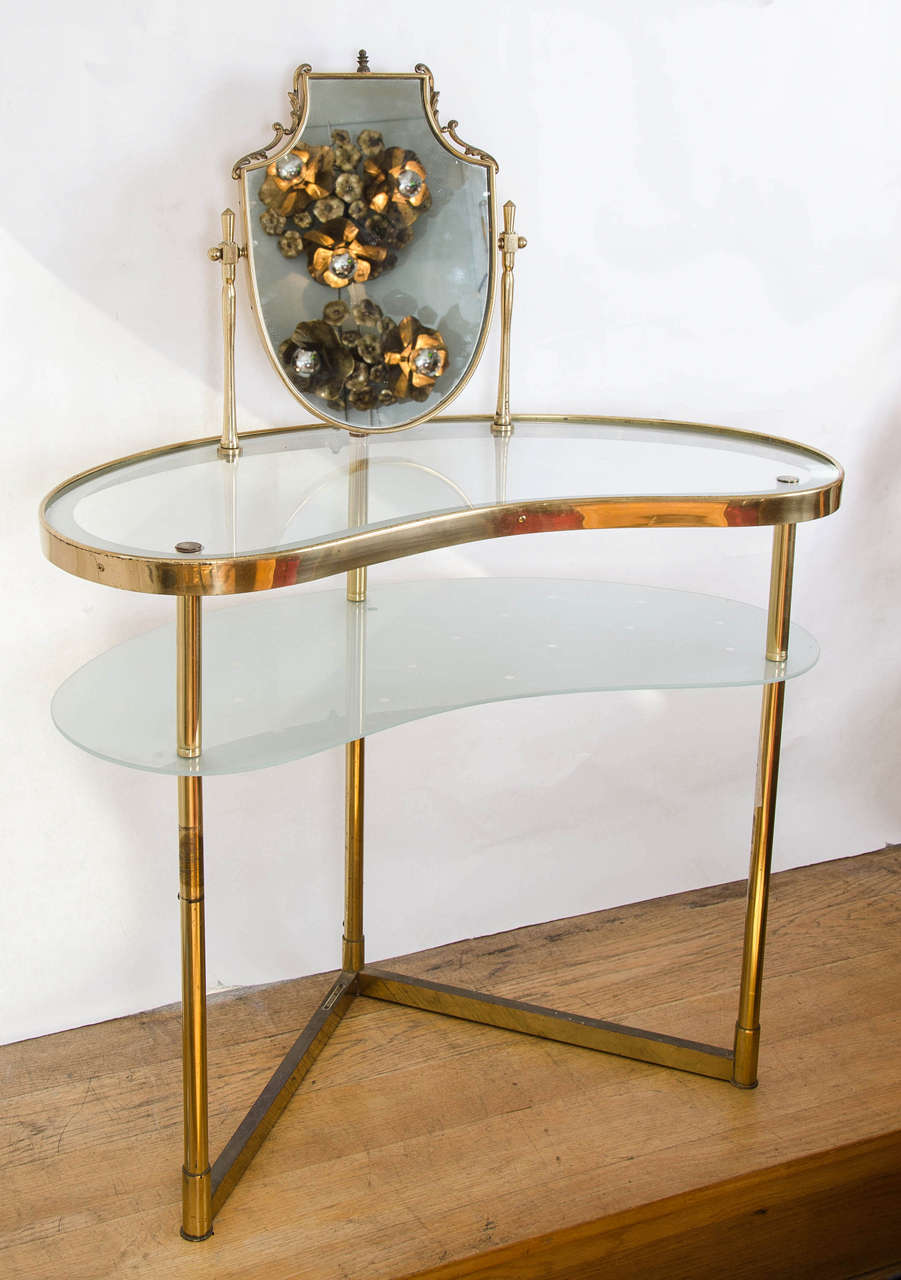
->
[356,49,370,74]
[492,200,527,435]
[209,209,246,460]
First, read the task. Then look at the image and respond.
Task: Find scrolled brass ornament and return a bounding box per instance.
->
[278,300,448,410]
[260,130,431,285]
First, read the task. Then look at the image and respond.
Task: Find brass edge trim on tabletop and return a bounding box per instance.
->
[39,414,844,597]
[235,63,498,435]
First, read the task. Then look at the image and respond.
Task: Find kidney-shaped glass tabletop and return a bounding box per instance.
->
[40,414,843,596]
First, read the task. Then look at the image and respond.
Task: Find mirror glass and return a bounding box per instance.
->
[241,74,495,432]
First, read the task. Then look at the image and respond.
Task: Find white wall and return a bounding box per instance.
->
[2,0,899,1044]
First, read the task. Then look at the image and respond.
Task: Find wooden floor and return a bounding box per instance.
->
[2,848,900,1280]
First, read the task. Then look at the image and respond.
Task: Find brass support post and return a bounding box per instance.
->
[492,200,527,436]
[343,436,368,970]
[176,596,212,1240]
[208,209,245,461]
[765,522,796,663]
[732,523,796,1088]
[177,596,201,761]
[494,432,510,504]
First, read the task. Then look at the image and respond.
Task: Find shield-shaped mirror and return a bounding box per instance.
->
[234,62,497,433]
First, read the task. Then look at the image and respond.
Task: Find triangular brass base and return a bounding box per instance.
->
[208,965,738,1226]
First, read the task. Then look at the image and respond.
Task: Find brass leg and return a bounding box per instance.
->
[343,738,365,971]
[176,596,212,1240]
[733,524,796,1088]
[343,439,367,973]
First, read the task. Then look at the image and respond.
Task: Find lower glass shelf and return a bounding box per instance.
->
[51,578,818,777]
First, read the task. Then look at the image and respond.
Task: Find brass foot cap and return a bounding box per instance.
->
[180,1227,214,1242]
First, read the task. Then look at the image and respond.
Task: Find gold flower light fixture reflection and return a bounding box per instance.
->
[259,145,335,217]
[259,130,432,283]
[279,299,448,412]
[302,218,394,288]
[382,316,448,402]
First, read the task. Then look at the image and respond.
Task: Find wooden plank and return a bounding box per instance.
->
[396,1132,901,1280]
[0,848,898,1280]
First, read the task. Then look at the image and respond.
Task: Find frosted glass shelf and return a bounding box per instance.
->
[52,578,818,777]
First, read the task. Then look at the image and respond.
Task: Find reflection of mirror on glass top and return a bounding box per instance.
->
[37,50,844,1247]
[212,53,518,440]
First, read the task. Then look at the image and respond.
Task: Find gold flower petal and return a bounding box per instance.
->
[382,147,407,172]
[352,299,383,325]
[357,129,384,157]
[278,230,303,258]
[388,200,418,228]
[405,183,430,211]
[260,209,286,235]
[311,196,344,223]
[311,247,333,274]
[323,299,348,325]
[353,243,389,264]
[335,172,363,202]
[303,228,335,250]
[333,142,361,172]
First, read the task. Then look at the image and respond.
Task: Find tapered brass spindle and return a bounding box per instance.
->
[176,595,212,1239]
[733,523,796,1088]
[209,209,245,461]
[492,200,527,436]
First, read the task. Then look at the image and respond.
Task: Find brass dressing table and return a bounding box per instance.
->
[39,57,843,1243]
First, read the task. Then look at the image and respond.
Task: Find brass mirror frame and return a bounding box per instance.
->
[233,62,498,436]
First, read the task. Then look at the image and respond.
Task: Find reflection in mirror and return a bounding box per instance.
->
[238,69,496,433]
